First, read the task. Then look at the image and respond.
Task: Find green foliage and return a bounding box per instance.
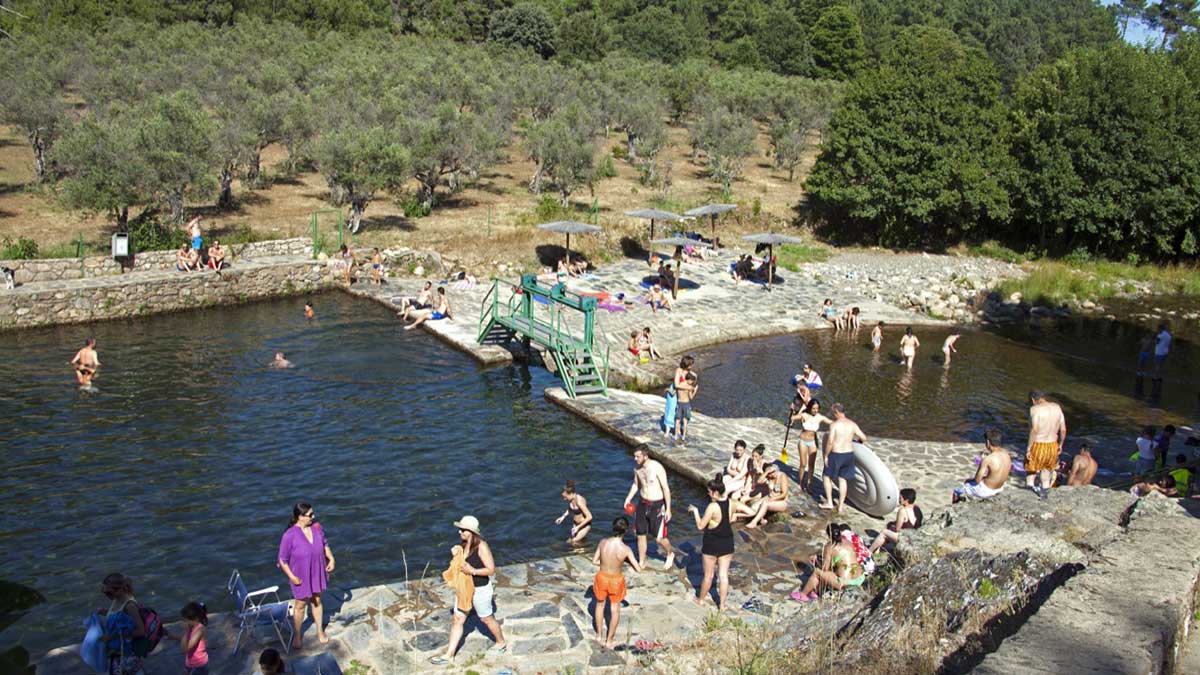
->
[776,243,831,270]
[398,195,432,219]
[313,126,412,233]
[805,27,1012,248]
[810,4,866,80]
[0,237,39,260]
[691,103,760,193]
[222,224,268,246]
[1007,45,1200,261]
[968,241,1026,264]
[619,6,689,64]
[128,217,187,253]
[489,3,557,58]
[557,9,613,63]
[594,155,618,179]
[527,102,600,205]
[753,7,815,77]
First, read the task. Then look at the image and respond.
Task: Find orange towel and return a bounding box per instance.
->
[442,546,474,613]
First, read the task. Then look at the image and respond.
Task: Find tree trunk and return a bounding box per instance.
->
[626,133,638,161]
[116,206,129,231]
[326,174,346,206]
[247,145,264,189]
[529,161,544,194]
[787,164,796,182]
[218,164,235,209]
[417,175,437,210]
[28,128,47,184]
[559,187,571,208]
[168,189,185,225]
[348,194,369,233]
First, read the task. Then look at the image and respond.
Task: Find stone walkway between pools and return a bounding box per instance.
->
[350,249,952,386]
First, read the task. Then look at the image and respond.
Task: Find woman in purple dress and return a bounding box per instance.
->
[277,502,335,650]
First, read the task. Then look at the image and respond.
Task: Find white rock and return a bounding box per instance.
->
[1009,292,1023,303]
[413,265,424,276]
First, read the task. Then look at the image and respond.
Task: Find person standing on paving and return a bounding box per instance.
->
[591,517,642,650]
[623,445,675,570]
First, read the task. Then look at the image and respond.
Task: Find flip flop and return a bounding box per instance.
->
[429,656,450,665]
[634,639,664,653]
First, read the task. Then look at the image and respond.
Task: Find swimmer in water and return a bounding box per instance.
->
[899,327,920,369]
[942,334,960,366]
[871,322,884,352]
[69,337,100,387]
[271,352,293,369]
[304,302,315,320]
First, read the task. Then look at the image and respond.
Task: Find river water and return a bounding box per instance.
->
[689,320,1197,468]
[0,294,704,653]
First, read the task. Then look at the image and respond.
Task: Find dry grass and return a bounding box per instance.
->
[0,121,819,271]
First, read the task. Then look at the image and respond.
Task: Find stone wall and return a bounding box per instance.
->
[0,259,331,330]
[0,237,312,284]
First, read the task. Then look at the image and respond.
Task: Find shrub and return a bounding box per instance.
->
[399,195,431,218]
[594,155,617,179]
[223,224,268,246]
[128,218,186,253]
[0,237,39,260]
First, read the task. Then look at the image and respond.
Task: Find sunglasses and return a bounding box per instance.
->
[301,512,315,519]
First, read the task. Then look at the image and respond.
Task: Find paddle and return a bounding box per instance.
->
[781,419,792,465]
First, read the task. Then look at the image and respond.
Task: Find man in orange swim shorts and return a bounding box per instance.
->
[1026,390,1067,500]
[591,517,642,650]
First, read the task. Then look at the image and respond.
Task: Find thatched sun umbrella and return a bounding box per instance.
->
[683,203,737,243]
[650,237,711,299]
[625,208,684,264]
[537,220,602,270]
[741,232,806,290]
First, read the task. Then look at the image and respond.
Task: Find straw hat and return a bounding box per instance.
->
[453,515,481,536]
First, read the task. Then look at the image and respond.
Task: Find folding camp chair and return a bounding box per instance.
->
[227,569,294,655]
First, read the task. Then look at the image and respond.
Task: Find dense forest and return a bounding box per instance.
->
[0,0,1197,261]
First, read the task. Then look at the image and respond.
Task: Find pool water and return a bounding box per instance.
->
[0,294,704,653]
[688,322,1196,467]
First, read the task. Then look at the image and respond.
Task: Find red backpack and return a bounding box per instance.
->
[132,606,165,657]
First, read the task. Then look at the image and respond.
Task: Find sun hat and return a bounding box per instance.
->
[454,515,481,536]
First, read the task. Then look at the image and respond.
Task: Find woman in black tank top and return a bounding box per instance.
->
[689,474,736,612]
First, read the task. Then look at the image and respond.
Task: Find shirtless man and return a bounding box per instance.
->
[271,352,293,369]
[623,445,675,570]
[1067,443,1098,487]
[899,327,920,369]
[819,403,867,513]
[70,338,100,387]
[1026,390,1067,499]
[953,428,1011,502]
[207,239,226,270]
[304,302,315,319]
[590,517,642,649]
[673,357,697,444]
[405,287,452,330]
[942,334,961,366]
[399,281,434,321]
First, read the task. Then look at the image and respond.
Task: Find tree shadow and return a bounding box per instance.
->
[0,182,26,196]
[0,208,17,219]
[268,174,306,187]
[535,244,567,267]
[360,214,416,232]
[619,237,647,261]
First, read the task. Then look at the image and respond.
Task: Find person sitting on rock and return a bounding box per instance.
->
[952,428,1011,503]
[207,239,226,270]
[790,522,864,602]
[868,488,922,555]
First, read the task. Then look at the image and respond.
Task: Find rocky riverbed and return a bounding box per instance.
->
[800,251,1023,324]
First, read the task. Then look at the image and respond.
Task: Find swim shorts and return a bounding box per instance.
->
[593,571,627,604]
[431,312,445,320]
[191,236,202,250]
[1138,352,1150,367]
[824,452,856,482]
[953,479,1003,500]
[635,499,668,539]
[872,337,882,348]
[1026,441,1060,473]
[677,402,692,420]
[1154,353,1168,364]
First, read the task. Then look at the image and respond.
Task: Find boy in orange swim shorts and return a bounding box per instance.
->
[591,517,642,649]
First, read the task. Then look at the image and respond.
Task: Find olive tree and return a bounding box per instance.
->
[692,103,758,195]
[0,30,74,183]
[53,115,147,230]
[312,125,411,234]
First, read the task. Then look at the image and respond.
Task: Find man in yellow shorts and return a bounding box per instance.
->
[1026,390,1067,499]
[591,517,642,650]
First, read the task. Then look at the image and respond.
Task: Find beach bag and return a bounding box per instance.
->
[132,606,165,657]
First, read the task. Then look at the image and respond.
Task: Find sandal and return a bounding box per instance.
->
[429,656,450,666]
[489,644,508,655]
[789,590,807,601]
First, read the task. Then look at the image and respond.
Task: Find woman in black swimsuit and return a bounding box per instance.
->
[689,473,735,612]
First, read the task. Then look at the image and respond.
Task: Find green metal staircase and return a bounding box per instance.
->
[478,275,610,398]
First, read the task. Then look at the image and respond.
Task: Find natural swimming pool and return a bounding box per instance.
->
[689,320,1196,467]
[0,293,706,653]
